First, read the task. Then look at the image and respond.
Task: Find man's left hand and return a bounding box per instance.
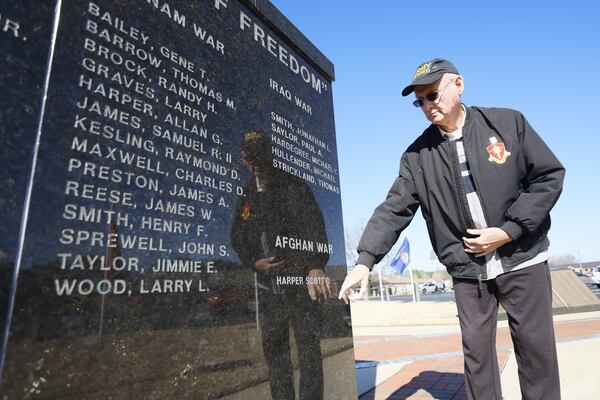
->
[463,227,513,258]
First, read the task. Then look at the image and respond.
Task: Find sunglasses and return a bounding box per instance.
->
[412,79,454,108]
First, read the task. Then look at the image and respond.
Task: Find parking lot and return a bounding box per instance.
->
[578,275,600,300]
[368,292,456,303]
[368,272,600,304]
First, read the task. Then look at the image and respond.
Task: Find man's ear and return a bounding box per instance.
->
[456,75,464,95]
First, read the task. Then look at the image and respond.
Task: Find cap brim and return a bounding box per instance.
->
[401,85,416,97]
[401,71,446,97]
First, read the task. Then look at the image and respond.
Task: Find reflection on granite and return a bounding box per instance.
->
[0,0,55,338]
[231,131,331,399]
[0,1,356,398]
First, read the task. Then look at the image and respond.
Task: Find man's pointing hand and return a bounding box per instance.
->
[338,264,370,304]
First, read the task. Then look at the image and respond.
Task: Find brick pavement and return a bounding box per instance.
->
[355,318,600,400]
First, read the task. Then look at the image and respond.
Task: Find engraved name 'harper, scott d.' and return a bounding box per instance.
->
[275,235,333,254]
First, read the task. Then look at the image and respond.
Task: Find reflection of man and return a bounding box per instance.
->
[230,131,333,400]
[340,59,564,400]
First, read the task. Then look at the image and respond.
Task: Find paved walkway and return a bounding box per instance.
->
[354,315,600,400]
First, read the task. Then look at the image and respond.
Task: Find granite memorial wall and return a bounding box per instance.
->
[0,0,356,398]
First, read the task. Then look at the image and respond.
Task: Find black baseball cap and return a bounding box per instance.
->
[242,131,271,166]
[402,58,459,97]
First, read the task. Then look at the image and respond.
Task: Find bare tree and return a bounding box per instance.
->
[343,219,406,275]
[429,249,437,260]
[344,220,366,267]
[432,269,451,281]
[549,253,578,266]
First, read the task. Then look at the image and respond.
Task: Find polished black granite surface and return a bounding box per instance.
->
[0,0,56,347]
[0,1,355,398]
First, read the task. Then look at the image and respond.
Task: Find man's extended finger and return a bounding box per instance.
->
[359,279,368,297]
[338,281,350,300]
[308,284,317,301]
[313,284,324,302]
[319,282,330,299]
[462,237,480,246]
[466,229,482,235]
[326,282,335,299]
[339,274,361,295]
[466,247,487,255]
[340,289,350,304]
[463,242,476,250]
[340,280,358,303]
[321,282,329,299]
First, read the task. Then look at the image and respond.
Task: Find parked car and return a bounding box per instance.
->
[420,282,438,294]
[591,266,600,288]
[436,281,451,292]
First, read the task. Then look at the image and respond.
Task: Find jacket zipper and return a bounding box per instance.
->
[462,123,492,237]
[446,140,474,231]
[447,137,485,282]
[462,115,497,281]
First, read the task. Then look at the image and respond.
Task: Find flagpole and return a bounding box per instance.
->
[378,266,384,302]
[409,263,416,304]
[254,272,259,331]
[99,205,116,339]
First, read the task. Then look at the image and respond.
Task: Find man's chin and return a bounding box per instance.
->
[428,114,444,124]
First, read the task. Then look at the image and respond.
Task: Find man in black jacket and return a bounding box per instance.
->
[231,131,333,400]
[339,59,564,400]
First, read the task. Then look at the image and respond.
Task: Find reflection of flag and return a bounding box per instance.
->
[99,207,120,338]
[390,238,410,275]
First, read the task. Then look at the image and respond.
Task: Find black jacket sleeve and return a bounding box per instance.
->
[356,153,420,269]
[500,112,565,239]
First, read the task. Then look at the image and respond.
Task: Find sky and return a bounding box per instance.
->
[272,0,600,270]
